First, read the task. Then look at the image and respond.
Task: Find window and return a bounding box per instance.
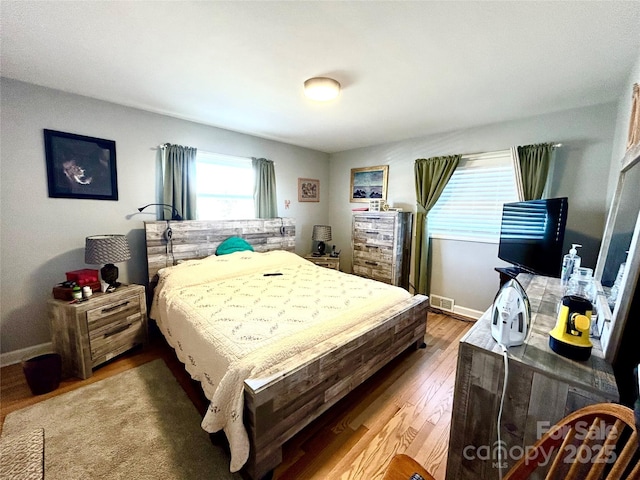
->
[196,151,254,220]
[428,150,519,243]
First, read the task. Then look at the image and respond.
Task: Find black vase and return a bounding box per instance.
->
[22,353,62,395]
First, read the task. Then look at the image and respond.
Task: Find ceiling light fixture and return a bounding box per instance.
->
[304,77,340,101]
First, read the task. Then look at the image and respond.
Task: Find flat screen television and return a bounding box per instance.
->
[498,197,568,278]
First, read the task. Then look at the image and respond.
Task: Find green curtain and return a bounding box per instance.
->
[413,155,460,295]
[252,157,277,218]
[516,143,554,200]
[162,144,197,220]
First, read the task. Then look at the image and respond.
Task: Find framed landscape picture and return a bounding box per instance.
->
[298,178,320,202]
[350,165,389,203]
[44,129,118,200]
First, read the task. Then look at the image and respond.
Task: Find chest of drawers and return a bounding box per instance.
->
[351,211,412,289]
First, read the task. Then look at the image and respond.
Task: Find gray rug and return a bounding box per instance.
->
[2,359,241,480]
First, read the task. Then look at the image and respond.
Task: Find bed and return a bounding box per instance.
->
[144,219,429,479]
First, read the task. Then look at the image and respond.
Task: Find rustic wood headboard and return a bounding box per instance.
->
[143,218,296,283]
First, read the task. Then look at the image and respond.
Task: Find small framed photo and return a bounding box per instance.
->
[298,178,320,202]
[44,129,118,200]
[350,165,389,203]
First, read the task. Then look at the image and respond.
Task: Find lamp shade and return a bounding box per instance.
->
[304,77,340,101]
[85,235,131,265]
[312,225,332,242]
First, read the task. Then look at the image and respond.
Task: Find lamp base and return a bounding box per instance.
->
[100,263,120,288]
[316,241,326,256]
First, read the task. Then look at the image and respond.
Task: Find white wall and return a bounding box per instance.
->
[0,78,329,355]
[607,48,640,200]
[328,103,618,314]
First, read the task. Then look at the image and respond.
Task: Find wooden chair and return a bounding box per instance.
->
[381,454,435,480]
[504,403,639,480]
[382,403,639,480]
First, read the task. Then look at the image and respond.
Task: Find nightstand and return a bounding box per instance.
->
[48,284,148,379]
[304,254,340,271]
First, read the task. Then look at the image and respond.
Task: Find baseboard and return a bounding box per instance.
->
[428,305,483,322]
[453,305,484,320]
[1,342,53,367]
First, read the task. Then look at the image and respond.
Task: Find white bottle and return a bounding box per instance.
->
[561,244,582,286]
[608,251,628,308]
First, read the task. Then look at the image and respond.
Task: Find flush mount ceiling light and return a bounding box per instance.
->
[304,77,341,101]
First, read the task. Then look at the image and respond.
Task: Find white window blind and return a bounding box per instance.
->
[196,151,254,220]
[428,150,519,243]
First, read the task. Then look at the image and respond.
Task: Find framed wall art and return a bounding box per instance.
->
[44,129,118,200]
[298,178,320,202]
[350,165,389,203]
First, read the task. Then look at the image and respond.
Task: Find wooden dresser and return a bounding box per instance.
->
[48,284,148,379]
[446,274,618,480]
[351,211,412,290]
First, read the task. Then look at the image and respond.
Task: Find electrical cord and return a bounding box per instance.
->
[497,343,510,480]
[164,220,176,266]
[491,276,529,479]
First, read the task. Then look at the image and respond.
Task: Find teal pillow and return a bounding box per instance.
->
[216,236,254,255]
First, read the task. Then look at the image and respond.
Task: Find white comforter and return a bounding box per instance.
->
[150,250,411,472]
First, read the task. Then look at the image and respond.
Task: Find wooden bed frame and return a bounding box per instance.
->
[143,218,429,480]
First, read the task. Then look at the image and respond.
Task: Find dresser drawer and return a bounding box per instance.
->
[352,261,393,283]
[87,294,141,331]
[313,260,339,269]
[87,294,144,363]
[353,215,396,232]
[88,319,144,364]
[353,245,393,264]
[352,229,395,247]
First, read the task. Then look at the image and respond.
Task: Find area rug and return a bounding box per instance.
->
[1,359,242,479]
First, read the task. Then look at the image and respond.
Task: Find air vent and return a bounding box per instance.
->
[431,294,455,312]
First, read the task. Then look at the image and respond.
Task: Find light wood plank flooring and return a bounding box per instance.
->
[0,312,472,480]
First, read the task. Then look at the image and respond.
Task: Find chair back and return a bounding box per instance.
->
[504,403,639,480]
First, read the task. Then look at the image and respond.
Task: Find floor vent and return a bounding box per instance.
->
[430,294,455,312]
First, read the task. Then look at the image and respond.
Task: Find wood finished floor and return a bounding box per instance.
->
[0,312,471,480]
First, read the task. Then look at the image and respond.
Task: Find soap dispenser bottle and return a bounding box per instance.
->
[561,244,582,286]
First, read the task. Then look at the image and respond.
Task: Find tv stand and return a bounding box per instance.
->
[495,266,524,286]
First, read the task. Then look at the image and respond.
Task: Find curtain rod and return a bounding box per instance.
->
[460,143,562,158]
[156,144,259,162]
[156,143,245,157]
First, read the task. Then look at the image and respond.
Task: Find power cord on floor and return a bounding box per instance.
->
[497,343,510,480]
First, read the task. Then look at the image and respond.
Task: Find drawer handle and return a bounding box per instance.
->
[366,245,379,249]
[365,261,378,266]
[101,301,130,314]
[104,323,132,338]
[365,231,379,234]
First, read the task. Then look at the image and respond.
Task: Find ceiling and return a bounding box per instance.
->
[2,1,639,154]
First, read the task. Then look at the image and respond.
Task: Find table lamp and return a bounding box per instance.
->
[85,234,131,288]
[312,225,332,256]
